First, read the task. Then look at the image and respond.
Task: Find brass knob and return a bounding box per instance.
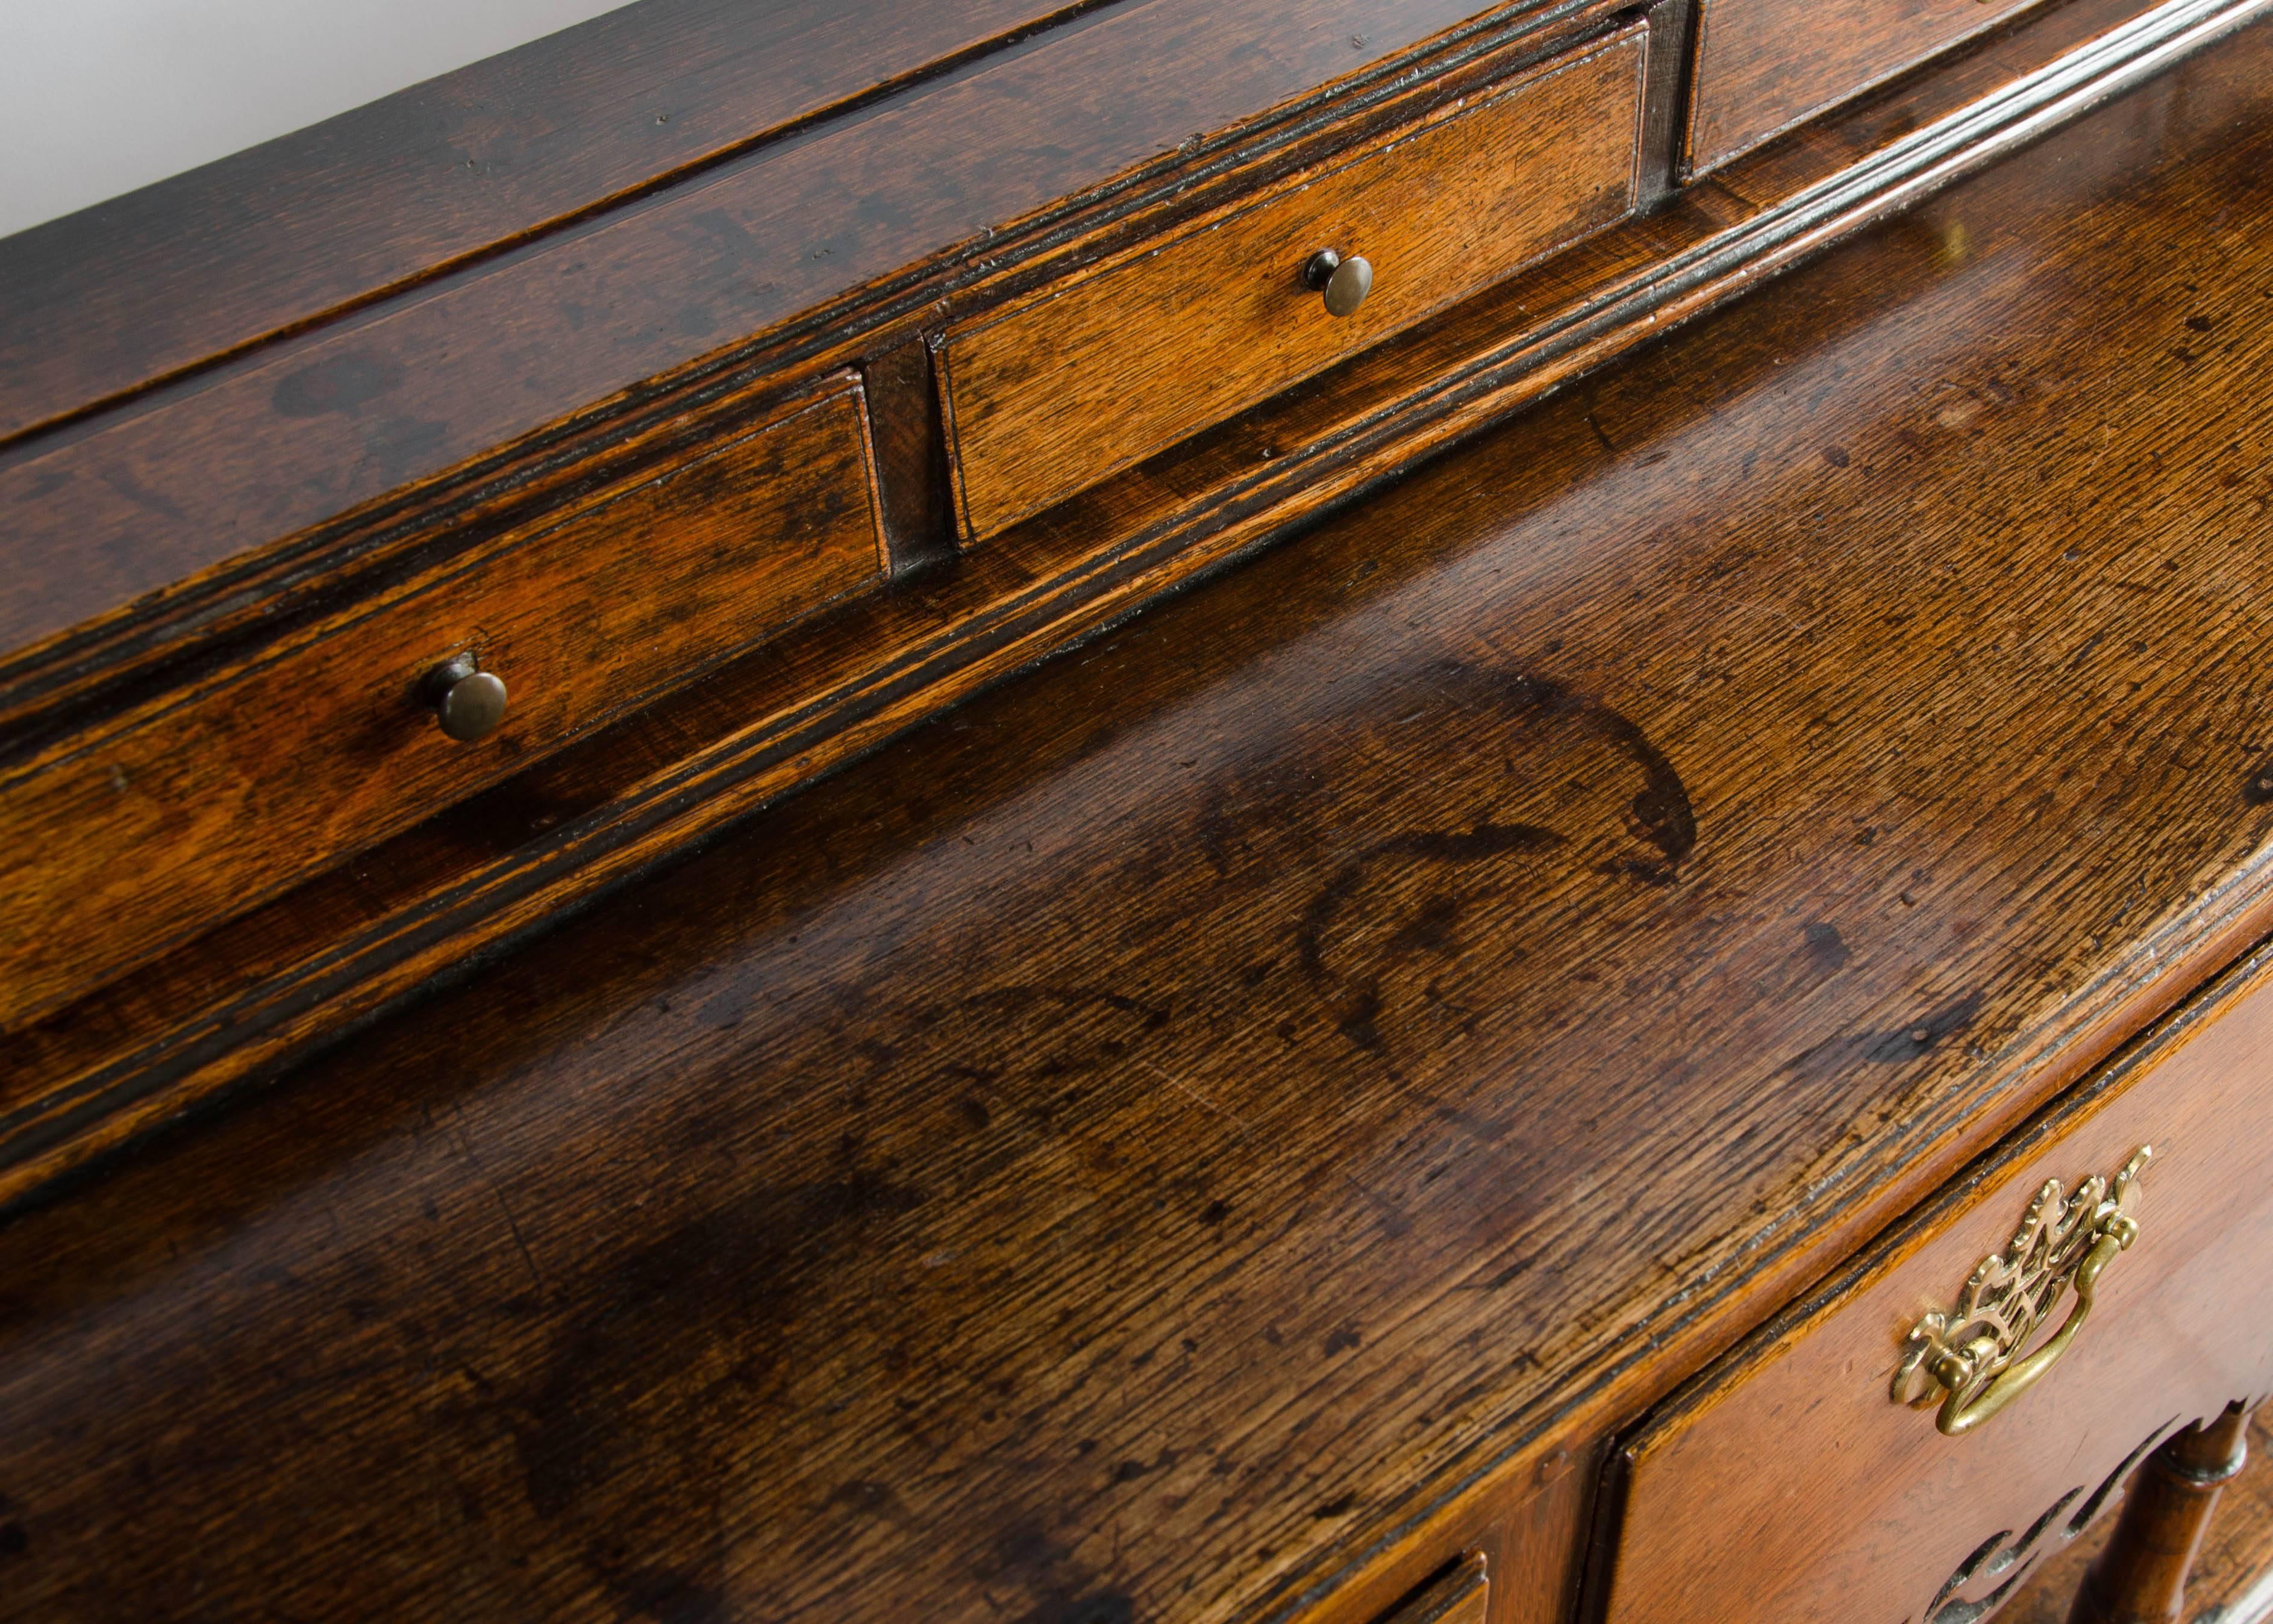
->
[1303,249,1374,318]
[423,654,509,742]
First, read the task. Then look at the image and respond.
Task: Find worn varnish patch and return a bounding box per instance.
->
[6,32,2273,1624]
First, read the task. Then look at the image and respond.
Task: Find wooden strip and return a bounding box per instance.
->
[1378,1553,1489,1624]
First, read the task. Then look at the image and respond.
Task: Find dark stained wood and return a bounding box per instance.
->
[863,339,957,570]
[1598,955,2273,1623]
[937,27,1646,540]
[0,0,2216,1214]
[7,40,2273,1620]
[1685,0,2048,176]
[0,373,883,1032]
[2003,1414,2273,1623]
[0,0,1110,449]
[2073,1407,2260,1624]
[0,0,1548,666]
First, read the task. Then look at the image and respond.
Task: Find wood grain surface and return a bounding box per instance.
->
[1600,955,2273,1624]
[0,0,1530,664]
[6,34,2273,1621]
[0,0,1104,446]
[1686,0,2049,175]
[0,375,881,1032]
[937,27,1645,540]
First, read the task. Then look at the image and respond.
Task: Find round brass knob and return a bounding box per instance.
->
[1302,248,1374,318]
[424,654,509,742]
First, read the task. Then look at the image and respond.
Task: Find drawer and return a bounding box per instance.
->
[936,26,1647,542]
[1596,946,2273,1623]
[1686,0,2043,176]
[0,375,884,1032]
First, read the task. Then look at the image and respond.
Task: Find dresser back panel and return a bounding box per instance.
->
[0,0,1097,447]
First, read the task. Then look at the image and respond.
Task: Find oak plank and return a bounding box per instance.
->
[0,0,2245,1285]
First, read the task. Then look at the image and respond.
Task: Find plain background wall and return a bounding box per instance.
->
[0,0,636,239]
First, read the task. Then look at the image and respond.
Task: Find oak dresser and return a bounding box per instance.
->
[5,2,2273,1621]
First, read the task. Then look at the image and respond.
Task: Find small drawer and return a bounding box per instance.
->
[0,375,884,1031]
[1685,0,2042,176]
[936,26,1647,542]
[1596,948,2273,1623]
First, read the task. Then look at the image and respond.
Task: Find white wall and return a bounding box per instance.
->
[0,0,637,239]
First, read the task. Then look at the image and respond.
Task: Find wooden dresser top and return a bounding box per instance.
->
[5,25,2273,1620]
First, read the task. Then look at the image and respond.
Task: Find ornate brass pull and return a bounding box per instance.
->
[1891,1146,2151,1437]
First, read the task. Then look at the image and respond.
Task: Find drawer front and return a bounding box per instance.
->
[0,376,884,1031]
[1598,947,2273,1623]
[1686,0,2043,175]
[1380,1554,1489,1624]
[936,27,1646,542]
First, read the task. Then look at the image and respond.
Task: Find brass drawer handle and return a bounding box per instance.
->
[422,653,510,742]
[1891,1146,2151,1437]
[1302,248,1374,317]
